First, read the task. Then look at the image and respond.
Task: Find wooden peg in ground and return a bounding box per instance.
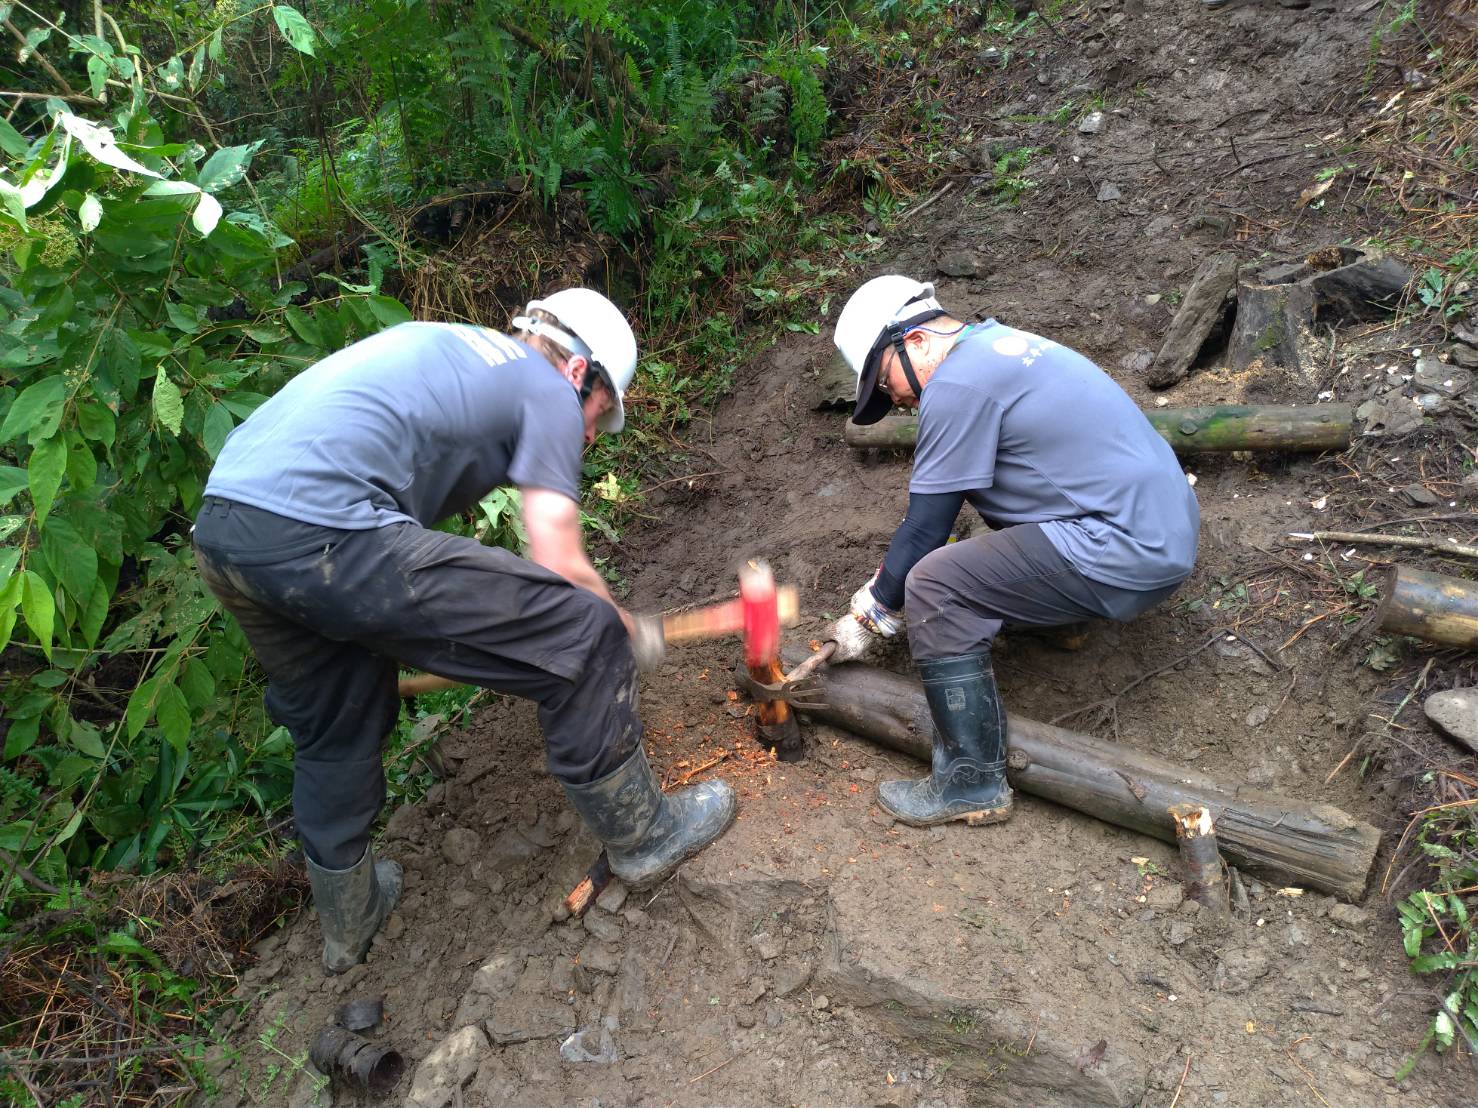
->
[1169,804,1232,920]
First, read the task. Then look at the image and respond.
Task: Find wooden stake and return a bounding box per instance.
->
[1169,804,1232,918]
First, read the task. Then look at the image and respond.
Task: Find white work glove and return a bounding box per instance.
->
[629,614,666,673]
[830,579,904,662]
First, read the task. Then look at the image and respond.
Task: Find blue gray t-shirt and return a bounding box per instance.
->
[205,322,584,529]
[912,321,1200,590]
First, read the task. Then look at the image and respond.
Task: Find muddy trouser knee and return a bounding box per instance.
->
[904,523,1186,661]
[192,497,642,868]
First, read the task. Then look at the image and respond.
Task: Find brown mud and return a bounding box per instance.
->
[207,1,1476,1105]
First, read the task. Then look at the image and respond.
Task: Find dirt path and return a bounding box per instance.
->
[208,1,1475,1104]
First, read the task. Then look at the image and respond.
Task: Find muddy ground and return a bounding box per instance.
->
[207,1,1477,1105]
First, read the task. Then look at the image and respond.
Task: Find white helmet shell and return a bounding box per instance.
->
[523,287,638,433]
[832,275,940,375]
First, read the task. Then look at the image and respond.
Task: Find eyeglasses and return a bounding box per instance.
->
[876,347,899,400]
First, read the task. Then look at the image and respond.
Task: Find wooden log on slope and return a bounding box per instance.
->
[844,404,1353,454]
[746,655,1380,900]
[1377,565,1478,649]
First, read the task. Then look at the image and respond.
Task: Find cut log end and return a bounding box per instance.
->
[1168,803,1231,918]
[1377,564,1478,649]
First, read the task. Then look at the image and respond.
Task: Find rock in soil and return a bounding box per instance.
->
[408,1025,488,1108]
[1424,688,1478,754]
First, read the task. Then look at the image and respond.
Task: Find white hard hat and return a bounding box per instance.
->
[520,287,638,433]
[833,275,944,425]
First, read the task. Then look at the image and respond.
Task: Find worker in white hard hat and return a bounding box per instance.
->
[827,275,1200,828]
[194,289,735,974]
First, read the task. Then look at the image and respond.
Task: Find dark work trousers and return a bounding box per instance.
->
[905,523,1186,661]
[192,497,641,869]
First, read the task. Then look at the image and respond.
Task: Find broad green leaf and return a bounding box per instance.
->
[68,719,106,759]
[40,517,97,606]
[179,658,217,711]
[27,434,66,525]
[87,54,108,100]
[21,569,55,659]
[0,546,19,582]
[159,54,185,92]
[152,372,184,435]
[78,191,102,232]
[220,391,270,419]
[156,681,192,754]
[75,400,115,447]
[284,306,323,346]
[0,115,29,159]
[208,26,224,63]
[65,430,95,492]
[197,141,261,192]
[0,570,20,656]
[0,179,25,231]
[201,401,234,459]
[188,45,205,90]
[367,295,412,327]
[80,575,108,647]
[0,464,26,504]
[272,4,317,55]
[125,674,160,738]
[18,25,50,64]
[165,299,203,334]
[0,375,66,441]
[0,516,22,542]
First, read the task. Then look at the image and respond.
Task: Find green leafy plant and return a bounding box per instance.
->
[1394,792,1478,1079]
[0,12,408,921]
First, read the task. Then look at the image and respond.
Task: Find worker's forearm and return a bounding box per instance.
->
[539,553,627,623]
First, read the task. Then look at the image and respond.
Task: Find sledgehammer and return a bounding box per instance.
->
[395,574,801,698]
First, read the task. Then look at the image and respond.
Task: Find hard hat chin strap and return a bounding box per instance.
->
[883,307,945,397]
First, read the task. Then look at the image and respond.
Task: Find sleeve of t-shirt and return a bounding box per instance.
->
[508,390,583,501]
[910,379,1001,495]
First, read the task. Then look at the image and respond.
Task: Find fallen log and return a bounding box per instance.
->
[1377,565,1478,649]
[844,404,1353,454]
[745,655,1380,900]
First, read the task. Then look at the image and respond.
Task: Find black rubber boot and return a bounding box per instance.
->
[877,652,1014,827]
[306,847,403,975]
[562,746,737,889]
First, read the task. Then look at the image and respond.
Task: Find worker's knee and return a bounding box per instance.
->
[904,545,957,620]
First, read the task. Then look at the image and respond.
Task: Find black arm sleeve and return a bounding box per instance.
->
[872,491,966,610]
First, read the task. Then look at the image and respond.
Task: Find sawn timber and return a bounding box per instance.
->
[745,654,1380,900]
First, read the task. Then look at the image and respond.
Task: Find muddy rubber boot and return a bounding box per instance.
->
[306,847,403,975]
[877,652,1014,827]
[562,746,737,889]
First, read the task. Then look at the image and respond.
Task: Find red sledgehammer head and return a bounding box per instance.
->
[738,560,781,671]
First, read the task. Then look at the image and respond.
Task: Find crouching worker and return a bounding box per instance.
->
[829,276,1200,828]
[193,289,736,973]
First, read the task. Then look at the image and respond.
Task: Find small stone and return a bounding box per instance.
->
[1400,482,1441,507]
[1424,689,1478,755]
[1120,349,1154,373]
[1096,182,1122,202]
[1167,920,1194,946]
[772,960,814,998]
[450,888,477,910]
[407,1025,488,1108]
[486,999,576,1045]
[622,907,649,927]
[1244,705,1271,728]
[1414,354,1471,395]
[1214,949,1269,995]
[749,931,784,961]
[550,959,576,995]
[1329,903,1372,930]
[442,826,482,867]
[735,1007,758,1029]
[1285,924,1311,948]
[583,910,623,944]
[470,953,524,996]
[1416,392,1449,414]
[813,994,830,1010]
[765,1004,783,1028]
[487,828,543,870]
[743,977,769,1005]
[937,250,983,279]
[383,912,405,941]
[1078,110,1105,134]
[1144,293,1162,306]
[1448,344,1478,369]
[579,940,621,976]
[594,882,628,914]
[1146,881,1185,911]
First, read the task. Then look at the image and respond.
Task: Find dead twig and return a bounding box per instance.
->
[1288,530,1478,560]
[1168,1053,1192,1108]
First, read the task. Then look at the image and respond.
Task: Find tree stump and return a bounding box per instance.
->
[1146,252,1239,389]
